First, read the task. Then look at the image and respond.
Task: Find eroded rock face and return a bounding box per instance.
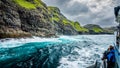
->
[48,7,78,35]
[0,0,78,38]
[17,8,55,37]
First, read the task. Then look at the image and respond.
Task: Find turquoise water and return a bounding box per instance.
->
[0,35,115,68]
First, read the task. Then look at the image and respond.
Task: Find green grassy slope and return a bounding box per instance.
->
[13,0,45,9]
[84,24,104,33]
[48,6,88,33]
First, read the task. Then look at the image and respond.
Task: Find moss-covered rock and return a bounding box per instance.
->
[13,0,46,9]
[48,6,78,35]
[0,0,56,38]
[74,22,88,33]
[0,0,80,38]
[1,0,111,39]
[48,6,90,34]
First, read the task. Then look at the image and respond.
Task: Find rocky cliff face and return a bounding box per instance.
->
[0,0,115,38]
[0,0,78,38]
[48,6,78,35]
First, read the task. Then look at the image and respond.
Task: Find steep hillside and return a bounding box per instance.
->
[73,22,88,34]
[48,6,88,34]
[84,24,104,34]
[48,6,78,35]
[0,0,81,38]
[0,0,114,38]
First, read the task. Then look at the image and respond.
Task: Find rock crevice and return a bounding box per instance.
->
[0,0,78,38]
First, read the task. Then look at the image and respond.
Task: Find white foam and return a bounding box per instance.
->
[58,35,115,68]
[0,36,61,48]
[0,35,115,68]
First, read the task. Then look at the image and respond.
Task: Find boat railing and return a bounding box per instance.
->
[114,31,120,68]
[114,43,120,68]
[101,60,107,68]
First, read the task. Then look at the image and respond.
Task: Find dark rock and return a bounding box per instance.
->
[0,0,78,38]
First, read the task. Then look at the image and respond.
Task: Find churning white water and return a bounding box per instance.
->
[58,35,115,68]
[0,35,115,68]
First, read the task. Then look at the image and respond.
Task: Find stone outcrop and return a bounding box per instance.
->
[48,6,78,35]
[0,0,78,38]
[0,0,115,38]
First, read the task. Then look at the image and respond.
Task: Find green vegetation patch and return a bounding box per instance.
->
[92,27,103,33]
[48,6,88,33]
[13,0,45,9]
[84,24,104,33]
[74,22,88,32]
[52,17,60,22]
[48,6,60,13]
[62,19,70,25]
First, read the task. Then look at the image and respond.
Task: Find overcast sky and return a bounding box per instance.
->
[42,0,120,27]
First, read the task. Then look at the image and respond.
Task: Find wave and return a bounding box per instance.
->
[0,35,115,68]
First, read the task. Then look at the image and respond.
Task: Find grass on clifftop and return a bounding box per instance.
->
[63,20,88,32]
[13,0,45,9]
[92,27,103,33]
[48,6,89,33]
[74,22,88,32]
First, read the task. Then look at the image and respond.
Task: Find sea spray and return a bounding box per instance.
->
[0,35,114,68]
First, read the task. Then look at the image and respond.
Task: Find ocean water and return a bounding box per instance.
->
[0,35,115,68]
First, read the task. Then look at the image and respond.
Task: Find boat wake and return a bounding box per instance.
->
[0,35,114,68]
